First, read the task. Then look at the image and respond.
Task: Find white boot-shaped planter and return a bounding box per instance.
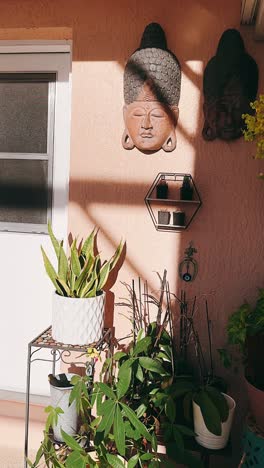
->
[49,373,78,443]
[193,393,236,449]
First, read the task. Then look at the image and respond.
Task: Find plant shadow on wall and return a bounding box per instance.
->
[29,270,235,468]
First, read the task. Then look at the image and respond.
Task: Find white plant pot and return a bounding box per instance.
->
[50,373,78,443]
[193,393,236,450]
[52,291,105,345]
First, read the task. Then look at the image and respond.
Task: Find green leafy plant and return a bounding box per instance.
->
[242,94,264,178]
[219,289,264,360]
[218,288,264,390]
[41,223,124,298]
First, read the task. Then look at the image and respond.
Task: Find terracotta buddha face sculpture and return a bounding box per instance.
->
[202,29,258,141]
[122,23,181,153]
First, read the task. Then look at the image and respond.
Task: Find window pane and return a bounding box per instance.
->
[0,76,49,153]
[0,159,48,225]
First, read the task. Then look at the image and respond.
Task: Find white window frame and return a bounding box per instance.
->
[0,40,72,240]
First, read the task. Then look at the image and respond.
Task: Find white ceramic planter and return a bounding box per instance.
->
[193,393,235,450]
[50,373,78,443]
[52,291,105,345]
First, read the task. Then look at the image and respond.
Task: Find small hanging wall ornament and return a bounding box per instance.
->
[202,28,258,141]
[179,242,198,283]
[122,23,181,153]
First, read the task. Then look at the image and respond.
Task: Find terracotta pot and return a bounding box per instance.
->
[246,334,264,389]
[245,377,264,430]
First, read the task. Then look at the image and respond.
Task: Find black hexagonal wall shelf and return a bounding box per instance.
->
[145,173,202,232]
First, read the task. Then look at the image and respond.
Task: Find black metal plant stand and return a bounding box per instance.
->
[24,326,115,468]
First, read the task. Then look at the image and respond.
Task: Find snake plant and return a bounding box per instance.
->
[41,223,124,298]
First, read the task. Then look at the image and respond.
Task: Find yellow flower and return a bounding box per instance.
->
[243,94,264,160]
[86,347,101,361]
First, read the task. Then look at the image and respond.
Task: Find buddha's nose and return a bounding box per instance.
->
[141,113,153,129]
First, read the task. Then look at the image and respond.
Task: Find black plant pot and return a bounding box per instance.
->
[173,211,185,226]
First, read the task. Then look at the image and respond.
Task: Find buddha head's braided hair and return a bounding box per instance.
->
[124,23,181,106]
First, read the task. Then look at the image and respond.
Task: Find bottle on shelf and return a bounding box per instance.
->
[156,176,168,199]
[180,175,193,201]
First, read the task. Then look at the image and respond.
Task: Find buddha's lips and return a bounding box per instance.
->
[140,132,153,138]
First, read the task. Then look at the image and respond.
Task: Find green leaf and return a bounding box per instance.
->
[75,254,94,292]
[165,397,176,423]
[97,382,116,400]
[106,454,126,468]
[217,348,232,368]
[56,278,72,297]
[135,363,144,382]
[172,427,184,453]
[114,404,125,456]
[79,275,95,298]
[193,390,222,436]
[65,451,87,468]
[136,402,147,418]
[97,260,111,290]
[206,387,229,422]
[58,241,68,282]
[41,247,62,294]
[118,358,135,379]
[140,453,154,461]
[97,398,115,417]
[48,221,60,259]
[85,278,98,298]
[81,229,96,258]
[174,424,195,437]
[61,429,82,452]
[121,402,151,441]
[138,357,169,376]
[137,328,145,341]
[127,453,140,468]
[171,379,195,398]
[109,240,124,270]
[132,336,152,356]
[117,366,132,399]
[113,351,127,361]
[71,240,81,276]
[97,400,115,436]
[151,433,158,452]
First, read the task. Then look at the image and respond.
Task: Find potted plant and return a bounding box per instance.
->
[173,294,234,450]
[48,373,78,443]
[242,94,264,177]
[219,288,264,430]
[41,223,124,345]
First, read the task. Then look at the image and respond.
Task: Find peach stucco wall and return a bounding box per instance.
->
[1,0,264,464]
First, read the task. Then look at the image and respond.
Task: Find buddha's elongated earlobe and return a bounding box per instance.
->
[162,130,176,152]
[122,129,135,149]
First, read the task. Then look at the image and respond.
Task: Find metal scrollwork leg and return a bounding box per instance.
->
[24,343,32,468]
[52,349,57,375]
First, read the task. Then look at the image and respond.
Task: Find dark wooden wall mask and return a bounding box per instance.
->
[122,23,181,153]
[202,29,258,141]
